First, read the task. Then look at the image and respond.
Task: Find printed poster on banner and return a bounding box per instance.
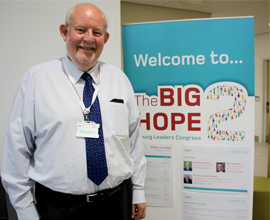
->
[123,17,254,220]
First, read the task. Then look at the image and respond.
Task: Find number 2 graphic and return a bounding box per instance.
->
[207,84,246,141]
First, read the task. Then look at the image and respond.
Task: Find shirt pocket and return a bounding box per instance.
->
[105,102,129,136]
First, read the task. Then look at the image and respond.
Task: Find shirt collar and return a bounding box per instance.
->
[64,55,99,84]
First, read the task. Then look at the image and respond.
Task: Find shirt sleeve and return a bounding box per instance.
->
[128,87,147,204]
[1,75,40,220]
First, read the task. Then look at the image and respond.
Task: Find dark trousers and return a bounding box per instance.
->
[35,179,132,220]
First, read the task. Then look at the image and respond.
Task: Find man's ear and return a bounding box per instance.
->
[104,32,110,44]
[59,24,68,42]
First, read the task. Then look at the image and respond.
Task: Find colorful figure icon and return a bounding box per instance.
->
[207,84,246,141]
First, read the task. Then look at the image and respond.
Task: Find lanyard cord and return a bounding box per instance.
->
[63,58,100,116]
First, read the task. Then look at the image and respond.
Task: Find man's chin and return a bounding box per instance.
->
[77,57,95,64]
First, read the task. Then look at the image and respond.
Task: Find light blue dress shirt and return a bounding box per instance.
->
[1,55,146,220]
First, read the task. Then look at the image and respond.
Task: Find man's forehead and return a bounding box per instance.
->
[70,14,106,29]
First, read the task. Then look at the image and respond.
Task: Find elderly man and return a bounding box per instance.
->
[1,3,146,220]
[184,175,192,184]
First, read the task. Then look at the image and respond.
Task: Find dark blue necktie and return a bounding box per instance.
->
[81,72,108,186]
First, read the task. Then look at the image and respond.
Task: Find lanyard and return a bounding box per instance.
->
[63,58,100,118]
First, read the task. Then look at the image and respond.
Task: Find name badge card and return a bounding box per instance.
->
[76,122,99,138]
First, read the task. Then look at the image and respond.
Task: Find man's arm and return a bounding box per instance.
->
[1,76,39,220]
[128,85,147,219]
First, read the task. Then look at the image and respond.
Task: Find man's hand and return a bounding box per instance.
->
[132,203,146,220]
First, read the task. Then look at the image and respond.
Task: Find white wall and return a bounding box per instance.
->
[0,0,121,171]
[254,33,269,142]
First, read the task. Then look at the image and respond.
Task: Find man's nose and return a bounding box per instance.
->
[83,30,95,42]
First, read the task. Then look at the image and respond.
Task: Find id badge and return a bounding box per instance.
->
[76,122,99,138]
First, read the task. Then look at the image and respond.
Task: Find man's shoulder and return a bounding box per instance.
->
[99,61,123,74]
[99,61,130,83]
[22,58,63,81]
[29,58,63,73]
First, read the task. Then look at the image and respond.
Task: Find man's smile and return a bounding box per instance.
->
[78,46,96,51]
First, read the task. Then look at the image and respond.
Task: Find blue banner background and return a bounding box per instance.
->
[122,17,254,96]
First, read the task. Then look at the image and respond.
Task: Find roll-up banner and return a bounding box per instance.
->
[123,17,254,220]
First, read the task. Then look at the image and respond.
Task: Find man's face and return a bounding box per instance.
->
[218,164,223,171]
[185,175,189,180]
[186,162,190,168]
[60,4,109,71]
